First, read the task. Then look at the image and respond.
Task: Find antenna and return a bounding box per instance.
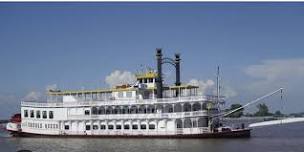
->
[216,66,220,104]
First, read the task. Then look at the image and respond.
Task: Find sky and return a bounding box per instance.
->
[1,2,304,119]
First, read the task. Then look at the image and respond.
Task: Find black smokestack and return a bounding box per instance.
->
[156,48,163,98]
[175,53,181,86]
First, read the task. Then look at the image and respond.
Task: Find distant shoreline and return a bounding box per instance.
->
[0,120,9,124]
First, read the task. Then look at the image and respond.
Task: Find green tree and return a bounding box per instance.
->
[254,103,271,116]
[227,104,244,118]
[274,110,284,117]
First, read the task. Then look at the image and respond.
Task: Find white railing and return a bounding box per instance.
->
[67,111,208,120]
[21,96,208,108]
[59,127,210,136]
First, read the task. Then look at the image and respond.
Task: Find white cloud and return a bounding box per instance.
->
[245,58,304,82]
[188,79,215,95]
[46,84,57,91]
[105,70,136,87]
[244,58,304,92]
[243,58,304,112]
[188,79,237,98]
[23,91,42,101]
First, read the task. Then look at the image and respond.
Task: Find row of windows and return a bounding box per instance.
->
[23,122,58,129]
[64,124,155,131]
[138,78,154,83]
[24,110,54,119]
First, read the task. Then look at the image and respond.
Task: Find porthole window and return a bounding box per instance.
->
[116,125,121,130]
[36,111,41,118]
[140,125,146,130]
[149,124,155,130]
[24,110,28,117]
[93,125,98,130]
[42,111,47,119]
[30,110,34,118]
[85,110,90,115]
[108,125,114,130]
[124,125,130,130]
[132,125,138,130]
[49,111,54,119]
[100,125,106,130]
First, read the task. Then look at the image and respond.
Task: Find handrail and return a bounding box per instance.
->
[21,96,209,108]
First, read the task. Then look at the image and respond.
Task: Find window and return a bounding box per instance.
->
[86,125,91,130]
[93,125,98,130]
[100,125,106,130]
[36,111,41,118]
[49,111,54,119]
[118,92,123,98]
[42,111,47,119]
[132,125,138,130]
[124,125,130,130]
[85,110,90,115]
[126,91,132,98]
[108,125,114,130]
[140,125,146,130]
[24,110,28,117]
[116,125,121,130]
[149,124,155,130]
[64,125,69,130]
[30,110,34,118]
[149,78,153,83]
[144,78,147,83]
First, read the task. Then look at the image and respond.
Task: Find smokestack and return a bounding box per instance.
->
[156,48,163,98]
[175,53,181,86]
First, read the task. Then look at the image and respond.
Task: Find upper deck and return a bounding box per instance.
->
[21,95,223,108]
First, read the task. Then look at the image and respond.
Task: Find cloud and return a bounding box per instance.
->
[242,58,304,113]
[105,70,136,87]
[245,58,304,82]
[188,79,215,95]
[46,84,57,91]
[23,91,42,101]
[244,58,304,92]
[188,79,237,98]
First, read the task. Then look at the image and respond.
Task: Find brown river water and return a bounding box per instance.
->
[1,122,304,152]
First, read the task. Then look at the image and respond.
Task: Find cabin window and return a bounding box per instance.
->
[139,79,142,83]
[30,110,34,118]
[42,111,47,119]
[49,111,54,119]
[132,125,138,130]
[108,125,114,130]
[100,125,106,130]
[140,125,146,130]
[144,78,147,83]
[124,125,130,130]
[86,125,91,130]
[126,91,132,98]
[93,125,98,130]
[149,124,155,130]
[85,110,90,115]
[24,110,28,117]
[149,78,153,83]
[64,125,69,130]
[116,125,121,130]
[36,111,41,118]
[118,92,123,98]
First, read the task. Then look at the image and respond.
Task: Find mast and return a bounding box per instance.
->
[216,66,220,104]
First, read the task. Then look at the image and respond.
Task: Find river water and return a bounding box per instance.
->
[1,122,304,152]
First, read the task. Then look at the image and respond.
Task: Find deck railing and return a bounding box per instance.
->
[67,111,208,120]
[21,96,209,108]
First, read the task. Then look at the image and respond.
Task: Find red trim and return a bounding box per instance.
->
[8,129,251,138]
